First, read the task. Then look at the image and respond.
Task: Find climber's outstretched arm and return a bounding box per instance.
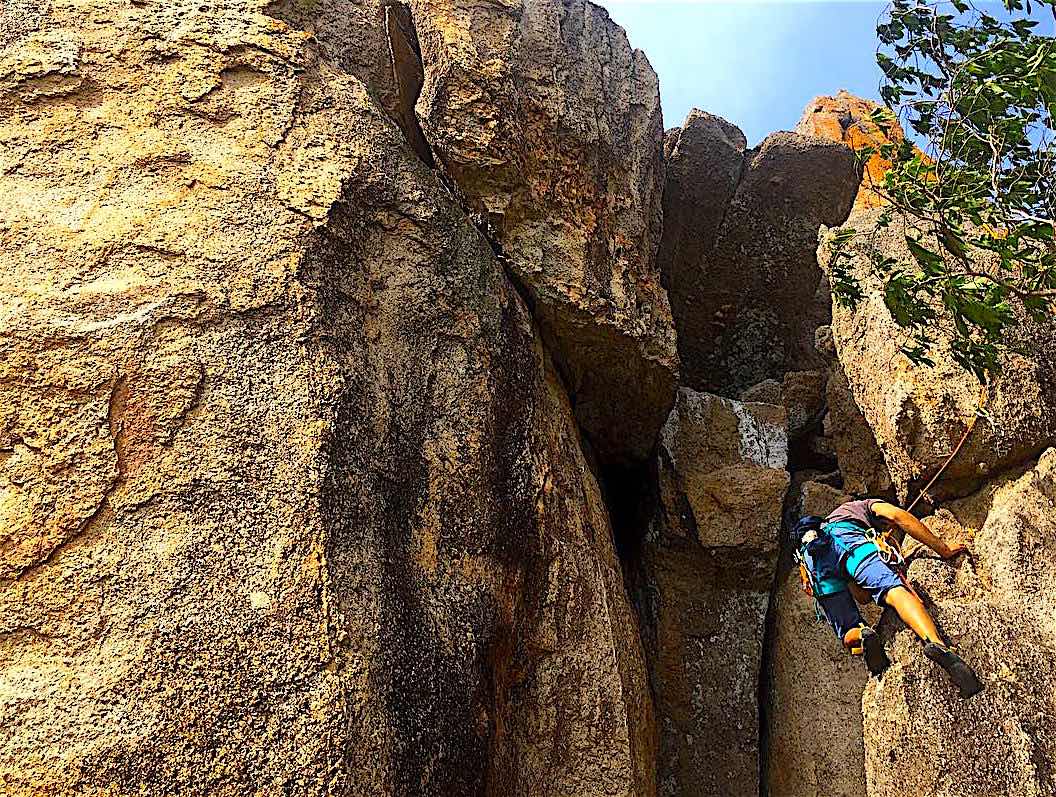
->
[871,502,966,559]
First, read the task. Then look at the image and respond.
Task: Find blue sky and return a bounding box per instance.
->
[597,1,1055,145]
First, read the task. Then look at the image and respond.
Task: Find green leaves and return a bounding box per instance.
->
[864,0,1056,380]
[827,227,866,308]
[906,236,946,275]
[959,297,1012,332]
[883,272,931,327]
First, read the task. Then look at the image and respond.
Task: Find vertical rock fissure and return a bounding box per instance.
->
[383,2,436,167]
[756,489,802,797]
[599,459,660,584]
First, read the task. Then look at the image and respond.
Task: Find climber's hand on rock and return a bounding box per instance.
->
[939,542,968,559]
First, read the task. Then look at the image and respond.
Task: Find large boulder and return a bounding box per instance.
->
[0,4,655,795]
[796,90,909,211]
[409,0,678,463]
[862,450,1056,797]
[764,480,873,797]
[638,388,789,796]
[824,210,1056,501]
[659,113,859,396]
[659,110,746,396]
[660,110,747,265]
[825,366,894,496]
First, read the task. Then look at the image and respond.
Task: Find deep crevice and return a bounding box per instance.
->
[757,471,811,797]
[788,401,840,475]
[379,13,667,782]
[600,458,658,569]
[757,565,780,797]
[383,2,436,168]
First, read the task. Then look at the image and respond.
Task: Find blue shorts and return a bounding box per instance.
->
[816,551,905,640]
[850,551,905,603]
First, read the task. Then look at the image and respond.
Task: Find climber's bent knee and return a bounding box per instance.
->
[816,589,866,645]
[882,585,916,607]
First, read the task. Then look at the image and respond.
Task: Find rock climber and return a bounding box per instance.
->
[793,499,985,698]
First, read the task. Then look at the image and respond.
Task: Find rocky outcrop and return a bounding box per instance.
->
[796,90,908,211]
[825,366,894,496]
[659,111,746,397]
[269,1,434,166]
[863,450,1056,797]
[660,113,859,396]
[409,0,678,464]
[824,210,1056,501]
[638,389,789,797]
[661,110,747,266]
[5,0,1052,785]
[0,3,655,795]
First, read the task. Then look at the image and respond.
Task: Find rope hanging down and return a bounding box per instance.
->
[906,384,990,513]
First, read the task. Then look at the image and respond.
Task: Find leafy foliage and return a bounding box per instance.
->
[828,0,1056,379]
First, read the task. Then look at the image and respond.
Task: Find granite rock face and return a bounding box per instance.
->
[410,0,678,463]
[0,3,654,795]
[863,450,1056,797]
[796,90,909,211]
[660,113,859,396]
[4,9,1053,791]
[637,389,789,797]
[659,110,747,398]
[824,210,1056,501]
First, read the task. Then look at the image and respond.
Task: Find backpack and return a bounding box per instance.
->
[792,515,910,600]
[790,515,846,598]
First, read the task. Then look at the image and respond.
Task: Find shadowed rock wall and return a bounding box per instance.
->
[637,390,789,797]
[0,3,656,795]
[659,112,859,396]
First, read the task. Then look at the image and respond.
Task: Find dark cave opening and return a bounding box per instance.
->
[599,457,659,570]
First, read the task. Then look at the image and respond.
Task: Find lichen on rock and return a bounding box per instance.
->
[797,90,910,211]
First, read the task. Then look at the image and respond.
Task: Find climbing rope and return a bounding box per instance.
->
[906,384,990,513]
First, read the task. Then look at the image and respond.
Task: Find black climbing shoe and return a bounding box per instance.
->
[861,627,890,676]
[923,642,985,699]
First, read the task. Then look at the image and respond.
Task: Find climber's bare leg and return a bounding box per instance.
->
[883,586,943,644]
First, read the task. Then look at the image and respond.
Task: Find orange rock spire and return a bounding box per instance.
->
[796,90,907,210]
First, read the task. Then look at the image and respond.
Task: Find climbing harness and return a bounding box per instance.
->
[867,526,906,570]
[864,525,923,601]
[793,518,919,622]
